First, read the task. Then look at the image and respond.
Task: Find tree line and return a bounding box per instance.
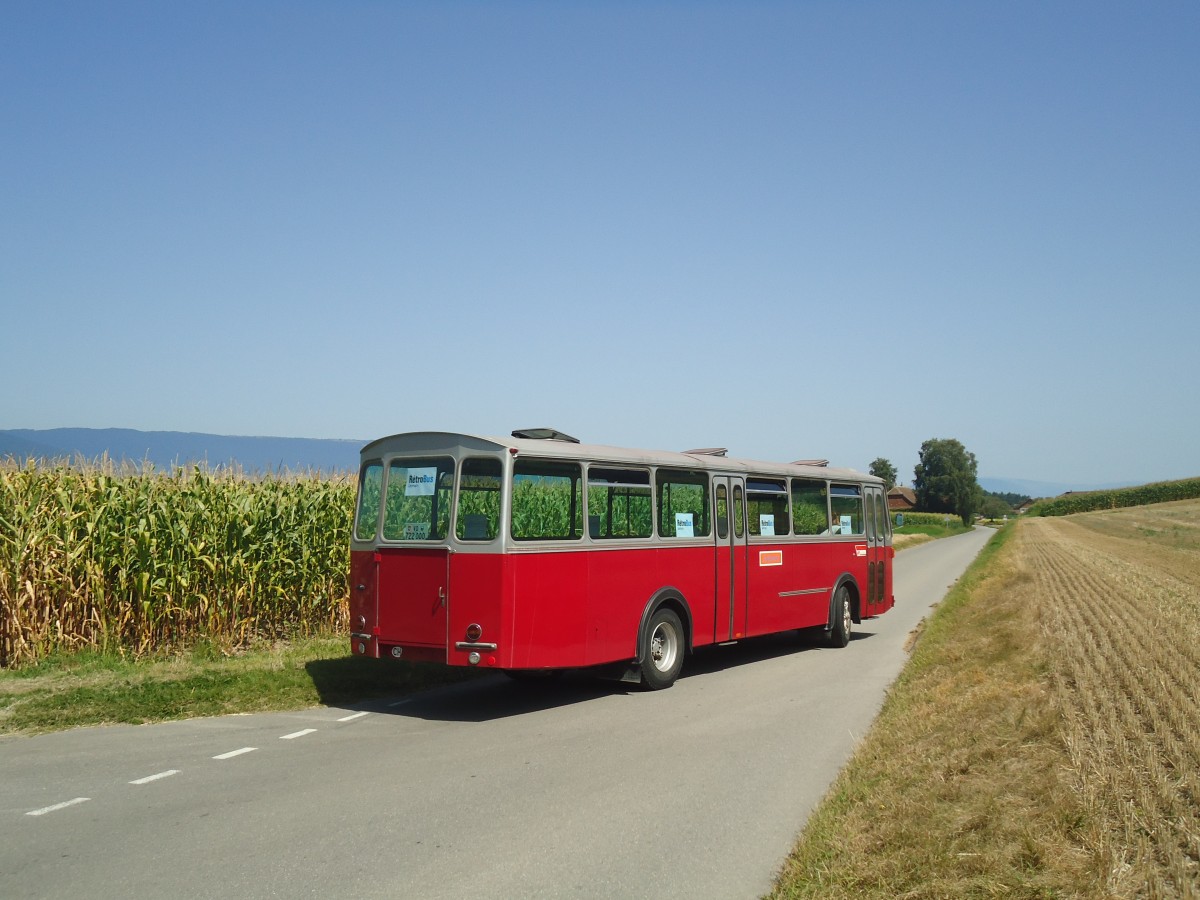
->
[867,439,1026,525]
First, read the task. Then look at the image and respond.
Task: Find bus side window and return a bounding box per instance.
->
[511,460,583,541]
[747,477,789,537]
[716,484,729,540]
[657,469,710,537]
[791,478,827,535]
[456,458,502,541]
[829,484,865,535]
[586,467,652,539]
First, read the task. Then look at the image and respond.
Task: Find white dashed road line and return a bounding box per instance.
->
[18,709,381,820]
[213,747,257,760]
[27,798,90,817]
[129,770,180,785]
[280,729,317,740]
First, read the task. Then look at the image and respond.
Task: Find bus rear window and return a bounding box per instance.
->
[382,457,454,541]
[511,460,583,541]
[456,458,502,541]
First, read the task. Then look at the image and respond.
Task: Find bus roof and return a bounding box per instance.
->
[360,431,880,485]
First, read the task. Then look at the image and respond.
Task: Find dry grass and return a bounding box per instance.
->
[892,532,935,550]
[771,500,1200,898]
[1030,503,1200,896]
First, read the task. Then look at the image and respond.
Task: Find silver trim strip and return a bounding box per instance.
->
[350,632,373,640]
[454,641,499,651]
[778,588,828,598]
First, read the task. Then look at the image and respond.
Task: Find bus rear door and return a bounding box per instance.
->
[377,548,450,658]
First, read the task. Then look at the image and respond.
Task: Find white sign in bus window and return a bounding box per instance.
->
[675,513,695,538]
[404,467,437,497]
[759,514,775,536]
[840,515,853,533]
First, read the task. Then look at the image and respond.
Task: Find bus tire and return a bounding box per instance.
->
[639,607,684,690]
[827,584,852,648]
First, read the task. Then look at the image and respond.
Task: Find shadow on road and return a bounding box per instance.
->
[315,624,879,724]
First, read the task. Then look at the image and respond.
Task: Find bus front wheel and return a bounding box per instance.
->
[640,608,684,690]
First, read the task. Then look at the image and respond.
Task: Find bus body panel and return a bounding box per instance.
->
[831,540,871,620]
[743,541,833,637]
[502,545,717,669]
[504,550,589,668]
[349,549,379,656]
[446,551,508,667]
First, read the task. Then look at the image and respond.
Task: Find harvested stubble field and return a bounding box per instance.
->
[1029,501,1200,896]
[773,498,1200,898]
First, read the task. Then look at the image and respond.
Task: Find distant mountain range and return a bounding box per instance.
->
[1,428,1131,496]
[977,476,1135,499]
[0,428,364,473]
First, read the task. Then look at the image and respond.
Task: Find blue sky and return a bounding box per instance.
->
[2,1,1197,489]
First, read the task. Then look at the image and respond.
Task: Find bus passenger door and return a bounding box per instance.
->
[713,476,748,642]
[863,486,886,617]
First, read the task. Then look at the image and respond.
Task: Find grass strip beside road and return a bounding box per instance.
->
[770,523,1097,897]
[0,637,478,735]
[772,501,1200,897]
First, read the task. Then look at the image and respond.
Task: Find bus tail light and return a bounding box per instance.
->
[465,623,483,642]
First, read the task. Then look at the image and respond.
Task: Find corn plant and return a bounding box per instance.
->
[0,459,355,668]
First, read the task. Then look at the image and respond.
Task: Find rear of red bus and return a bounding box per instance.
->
[349,436,510,669]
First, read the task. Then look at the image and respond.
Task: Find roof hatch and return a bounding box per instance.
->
[511,428,581,443]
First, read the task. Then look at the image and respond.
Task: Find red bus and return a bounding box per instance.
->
[349,429,894,689]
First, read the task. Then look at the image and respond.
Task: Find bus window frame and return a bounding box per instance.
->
[380,455,456,543]
[510,457,585,543]
[585,464,654,542]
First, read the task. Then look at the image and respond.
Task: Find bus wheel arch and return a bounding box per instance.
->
[636,589,692,690]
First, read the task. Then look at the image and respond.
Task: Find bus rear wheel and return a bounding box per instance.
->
[827,585,852,648]
[640,608,684,690]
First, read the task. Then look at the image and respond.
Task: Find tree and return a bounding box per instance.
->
[869,457,897,491]
[980,495,1012,521]
[912,438,982,526]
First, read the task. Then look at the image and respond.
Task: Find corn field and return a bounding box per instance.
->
[1032,476,1200,516]
[1024,503,1200,895]
[0,460,355,668]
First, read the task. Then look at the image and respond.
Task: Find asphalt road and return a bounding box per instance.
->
[1,526,994,899]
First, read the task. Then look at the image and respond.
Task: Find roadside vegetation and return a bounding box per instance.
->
[770,497,1200,898]
[890,510,973,550]
[0,459,355,669]
[0,636,476,735]
[1030,475,1200,517]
